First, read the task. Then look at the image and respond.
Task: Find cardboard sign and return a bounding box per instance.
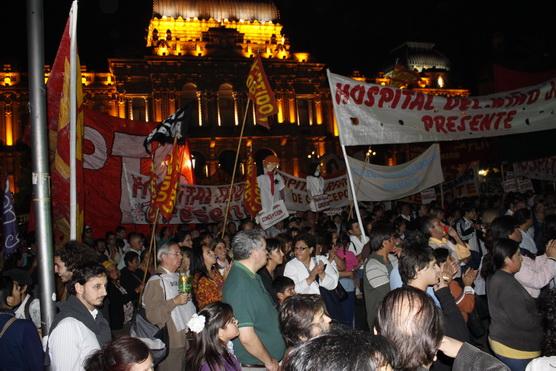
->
[502,178,518,193]
[312,194,331,211]
[420,188,437,204]
[258,200,289,230]
[517,177,534,192]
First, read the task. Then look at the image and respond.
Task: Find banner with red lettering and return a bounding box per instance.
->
[280,172,350,211]
[328,70,556,146]
[246,55,278,129]
[82,109,349,233]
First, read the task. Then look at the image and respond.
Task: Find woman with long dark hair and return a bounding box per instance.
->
[84,336,152,371]
[191,244,225,310]
[484,238,542,371]
[484,215,556,299]
[184,302,241,371]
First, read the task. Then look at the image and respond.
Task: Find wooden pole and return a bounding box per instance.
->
[221,99,251,238]
[137,207,159,306]
[137,133,182,305]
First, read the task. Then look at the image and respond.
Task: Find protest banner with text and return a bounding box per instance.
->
[328,71,556,146]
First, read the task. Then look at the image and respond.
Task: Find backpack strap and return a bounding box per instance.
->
[0,316,17,339]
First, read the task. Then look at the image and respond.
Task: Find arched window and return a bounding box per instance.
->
[181,83,200,126]
[218,83,235,126]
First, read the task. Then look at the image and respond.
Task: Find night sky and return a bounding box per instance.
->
[1,0,556,93]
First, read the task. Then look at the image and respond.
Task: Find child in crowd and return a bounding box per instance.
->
[272,276,296,305]
[185,301,241,371]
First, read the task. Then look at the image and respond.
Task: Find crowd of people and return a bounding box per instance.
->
[1,191,556,371]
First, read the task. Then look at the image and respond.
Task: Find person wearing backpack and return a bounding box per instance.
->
[0,269,43,370]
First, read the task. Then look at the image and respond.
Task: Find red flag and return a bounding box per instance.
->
[243,151,262,218]
[47,6,84,247]
[246,55,278,129]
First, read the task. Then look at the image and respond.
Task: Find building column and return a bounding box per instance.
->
[315,98,323,125]
[216,92,222,126]
[196,91,203,126]
[144,97,150,122]
[154,96,162,122]
[117,97,126,119]
[168,95,176,116]
[127,98,134,120]
[232,92,239,126]
[4,104,13,146]
[288,92,296,124]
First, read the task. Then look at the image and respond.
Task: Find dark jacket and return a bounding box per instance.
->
[487,270,543,351]
[50,295,112,347]
[106,281,133,330]
[0,312,44,371]
[120,267,144,304]
[435,286,470,342]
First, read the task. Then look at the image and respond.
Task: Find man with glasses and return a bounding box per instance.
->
[142,242,196,371]
[223,230,286,371]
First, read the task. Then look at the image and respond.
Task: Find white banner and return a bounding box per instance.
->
[347,144,444,201]
[513,156,556,181]
[280,172,350,211]
[328,70,556,146]
[420,188,437,204]
[119,169,350,224]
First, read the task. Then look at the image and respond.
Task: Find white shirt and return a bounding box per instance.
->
[14,294,41,329]
[283,255,339,294]
[348,234,369,256]
[48,315,100,371]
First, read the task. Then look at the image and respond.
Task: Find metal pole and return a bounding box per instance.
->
[26,0,56,335]
[69,1,78,240]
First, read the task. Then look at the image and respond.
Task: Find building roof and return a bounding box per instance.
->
[390,42,450,72]
[153,0,280,22]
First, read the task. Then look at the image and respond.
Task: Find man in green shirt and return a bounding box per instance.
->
[223,230,285,371]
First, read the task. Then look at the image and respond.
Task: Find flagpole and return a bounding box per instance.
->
[340,144,367,241]
[69,0,78,240]
[221,98,251,238]
[138,207,159,306]
[326,69,367,241]
[26,0,57,335]
[348,149,371,219]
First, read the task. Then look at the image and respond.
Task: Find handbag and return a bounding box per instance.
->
[130,275,169,365]
[309,257,348,302]
[329,282,348,301]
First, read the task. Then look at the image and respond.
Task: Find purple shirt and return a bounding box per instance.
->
[199,353,242,371]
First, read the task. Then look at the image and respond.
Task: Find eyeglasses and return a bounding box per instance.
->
[295,245,309,251]
[166,252,183,257]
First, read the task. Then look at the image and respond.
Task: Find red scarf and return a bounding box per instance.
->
[267,172,275,195]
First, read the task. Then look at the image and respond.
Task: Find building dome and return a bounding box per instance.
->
[391,42,451,72]
[153,0,280,22]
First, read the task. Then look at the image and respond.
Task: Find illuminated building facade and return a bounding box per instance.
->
[0,1,469,193]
